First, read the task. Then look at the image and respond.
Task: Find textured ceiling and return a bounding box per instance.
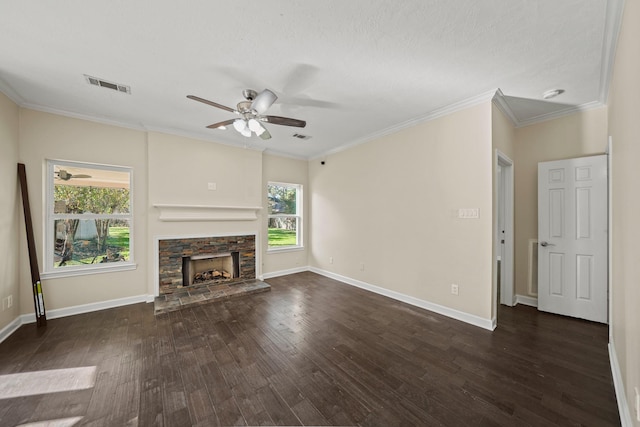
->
[0,1,623,159]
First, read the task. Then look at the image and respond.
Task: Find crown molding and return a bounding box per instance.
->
[514,100,606,128]
[0,77,25,105]
[144,125,267,154]
[491,89,519,126]
[21,102,147,132]
[312,88,499,160]
[15,100,268,154]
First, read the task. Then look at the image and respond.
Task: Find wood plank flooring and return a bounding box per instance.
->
[0,271,620,426]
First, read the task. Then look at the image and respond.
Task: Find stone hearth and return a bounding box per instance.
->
[155,234,269,314]
[154,279,270,314]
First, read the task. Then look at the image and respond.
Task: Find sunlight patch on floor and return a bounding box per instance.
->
[16,416,83,427]
[0,367,96,399]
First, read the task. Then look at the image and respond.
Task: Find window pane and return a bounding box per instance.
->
[54,165,130,215]
[54,219,130,268]
[267,184,297,215]
[268,217,298,247]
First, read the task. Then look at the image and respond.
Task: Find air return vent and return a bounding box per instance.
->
[292,133,311,140]
[84,75,131,94]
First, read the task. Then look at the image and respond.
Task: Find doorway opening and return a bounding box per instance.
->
[495,150,515,319]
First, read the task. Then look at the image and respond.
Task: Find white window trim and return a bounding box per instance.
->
[267,181,303,251]
[43,159,135,279]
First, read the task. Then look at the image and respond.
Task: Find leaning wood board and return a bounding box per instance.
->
[18,163,47,327]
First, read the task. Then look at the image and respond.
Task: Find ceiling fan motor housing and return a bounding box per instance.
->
[237,101,253,114]
[242,89,258,101]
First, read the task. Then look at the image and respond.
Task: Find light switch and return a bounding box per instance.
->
[458,208,480,219]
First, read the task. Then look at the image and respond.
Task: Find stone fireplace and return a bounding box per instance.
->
[158,234,255,296]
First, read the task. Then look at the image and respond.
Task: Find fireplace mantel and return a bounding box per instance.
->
[153,203,262,221]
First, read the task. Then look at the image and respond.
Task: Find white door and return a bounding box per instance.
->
[538,155,607,323]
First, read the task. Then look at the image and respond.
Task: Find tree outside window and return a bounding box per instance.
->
[267,182,302,249]
[45,160,134,277]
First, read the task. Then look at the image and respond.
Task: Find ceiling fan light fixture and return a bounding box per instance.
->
[233,118,247,133]
[240,128,252,137]
[248,118,265,136]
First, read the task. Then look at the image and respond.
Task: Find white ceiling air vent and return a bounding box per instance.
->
[292,133,311,140]
[84,75,131,94]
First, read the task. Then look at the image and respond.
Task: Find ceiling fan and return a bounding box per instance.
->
[187,89,306,140]
[55,170,92,181]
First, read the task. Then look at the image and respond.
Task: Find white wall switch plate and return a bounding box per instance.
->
[458,208,480,219]
[207,182,217,191]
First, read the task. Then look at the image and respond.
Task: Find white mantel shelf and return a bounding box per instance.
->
[153,204,262,222]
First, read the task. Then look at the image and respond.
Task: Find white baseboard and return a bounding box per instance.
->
[0,316,23,345]
[19,294,153,325]
[309,267,495,331]
[261,266,309,280]
[609,341,634,426]
[515,294,538,307]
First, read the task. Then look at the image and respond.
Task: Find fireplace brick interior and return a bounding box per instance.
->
[158,235,255,295]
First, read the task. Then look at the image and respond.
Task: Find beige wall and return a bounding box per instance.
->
[262,154,309,275]
[492,104,516,161]
[146,132,264,294]
[513,107,608,297]
[309,102,494,320]
[0,93,20,330]
[18,109,149,312]
[608,0,640,423]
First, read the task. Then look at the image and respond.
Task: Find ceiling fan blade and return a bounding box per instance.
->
[264,116,306,128]
[187,95,236,113]
[206,119,235,129]
[251,89,277,114]
[259,128,272,140]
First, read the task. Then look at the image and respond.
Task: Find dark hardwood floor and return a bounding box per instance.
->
[0,272,619,426]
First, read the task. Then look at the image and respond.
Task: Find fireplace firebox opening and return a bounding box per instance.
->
[181,251,240,286]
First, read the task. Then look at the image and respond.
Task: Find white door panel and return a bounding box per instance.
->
[538,155,607,323]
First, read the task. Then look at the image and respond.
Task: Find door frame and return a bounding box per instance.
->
[606,138,613,333]
[495,150,515,309]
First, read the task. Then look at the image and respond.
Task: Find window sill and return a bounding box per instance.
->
[41,262,137,280]
[267,246,305,254]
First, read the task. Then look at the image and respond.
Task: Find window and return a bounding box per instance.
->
[43,160,134,278]
[267,182,302,250]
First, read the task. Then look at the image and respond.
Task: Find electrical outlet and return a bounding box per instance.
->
[451,284,459,295]
[7,295,12,308]
[329,257,333,264]
[207,182,217,191]
[360,262,365,271]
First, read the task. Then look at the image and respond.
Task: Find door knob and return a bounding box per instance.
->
[540,241,555,247]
